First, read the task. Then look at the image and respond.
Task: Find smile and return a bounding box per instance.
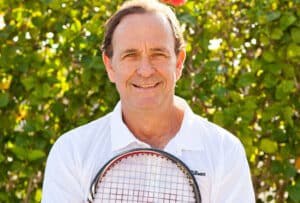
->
[132,82,160,89]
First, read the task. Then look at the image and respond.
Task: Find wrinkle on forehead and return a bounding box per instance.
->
[116,12,171,33]
[112,12,175,57]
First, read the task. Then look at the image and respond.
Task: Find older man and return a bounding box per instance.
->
[42,0,255,202]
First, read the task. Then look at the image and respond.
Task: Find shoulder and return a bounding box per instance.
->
[190,114,249,173]
[48,112,112,157]
[193,114,241,146]
[63,112,111,141]
[188,113,247,165]
[178,97,244,152]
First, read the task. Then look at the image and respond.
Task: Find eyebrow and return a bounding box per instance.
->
[122,49,137,54]
[119,49,139,58]
[149,47,170,53]
[120,47,171,59]
[121,47,170,54]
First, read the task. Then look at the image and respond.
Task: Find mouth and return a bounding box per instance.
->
[132,82,160,89]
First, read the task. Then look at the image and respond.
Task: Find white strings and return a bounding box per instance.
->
[93,153,196,203]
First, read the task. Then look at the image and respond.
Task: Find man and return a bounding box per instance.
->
[42,0,255,202]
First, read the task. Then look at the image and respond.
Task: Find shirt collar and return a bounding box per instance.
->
[164,97,204,155]
[110,102,150,152]
[110,97,204,153]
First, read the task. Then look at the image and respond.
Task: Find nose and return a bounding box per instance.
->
[136,57,155,77]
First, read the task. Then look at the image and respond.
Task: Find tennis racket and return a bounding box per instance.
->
[88,148,201,203]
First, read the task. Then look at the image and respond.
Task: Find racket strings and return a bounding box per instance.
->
[93,153,197,202]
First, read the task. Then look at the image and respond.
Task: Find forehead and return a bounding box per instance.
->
[112,12,175,52]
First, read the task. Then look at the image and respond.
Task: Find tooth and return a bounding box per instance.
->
[144,84,155,88]
[133,83,158,88]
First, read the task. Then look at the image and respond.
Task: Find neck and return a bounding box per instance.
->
[121,97,185,149]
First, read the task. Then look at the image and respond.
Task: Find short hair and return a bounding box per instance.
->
[101,0,185,58]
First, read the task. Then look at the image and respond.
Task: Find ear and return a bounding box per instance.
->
[175,50,186,81]
[102,52,115,83]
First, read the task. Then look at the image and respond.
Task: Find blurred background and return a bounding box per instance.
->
[0,0,299,202]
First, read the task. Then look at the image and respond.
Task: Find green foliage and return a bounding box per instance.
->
[0,0,299,202]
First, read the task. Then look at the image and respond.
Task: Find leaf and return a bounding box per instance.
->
[263,74,278,88]
[21,76,36,91]
[282,64,295,78]
[34,189,42,202]
[194,73,205,84]
[213,111,224,126]
[27,150,46,161]
[284,162,297,178]
[271,160,284,174]
[8,144,27,160]
[212,86,226,99]
[262,51,275,62]
[230,36,244,48]
[51,102,65,116]
[266,11,281,22]
[260,34,270,46]
[41,0,53,4]
[272,129,288,142]
[0,93,9,108]
[237,72,255,87]
[263,63,283,75]
[280,12,297,30]
[270,28,283,40]
[288,182,300,202]
[260,138,278,153]
[244,100,257,110]
[0,154,4,163]
[275,80,295,99]
[204,60,220,68]
[179,13,197,24]
[282,107,294,127]
[287,43,300,58]
[71,18,82,33]
[291,28,300,43]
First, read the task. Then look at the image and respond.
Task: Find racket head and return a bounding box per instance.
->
[88,148,201,203]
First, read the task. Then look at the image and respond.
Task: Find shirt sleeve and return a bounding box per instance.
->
[213,138,255,203]
[41,136,85,203]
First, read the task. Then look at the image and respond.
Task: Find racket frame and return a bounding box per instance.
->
[88,148,201,203]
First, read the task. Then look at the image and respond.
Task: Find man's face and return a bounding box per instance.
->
[103,12,185,110]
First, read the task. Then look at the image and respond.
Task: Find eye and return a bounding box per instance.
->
[122,53,137,59]
[151,52,167,59]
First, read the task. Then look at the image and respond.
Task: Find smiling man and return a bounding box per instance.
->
[42,0,255,202]
[102,10,186,149]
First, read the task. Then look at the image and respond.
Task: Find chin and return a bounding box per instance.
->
[132,98,162,110]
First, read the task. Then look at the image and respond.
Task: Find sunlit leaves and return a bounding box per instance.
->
[0,0,299,202]
[275,80,295,100]
[260,138,278,153]
[177,0,300,202]
[280,12,297,30]
[287,43,300,58]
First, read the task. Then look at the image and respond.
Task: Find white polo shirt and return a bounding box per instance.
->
[42,97,255,203]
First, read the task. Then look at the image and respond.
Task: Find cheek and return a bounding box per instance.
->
[113,63,136,84]
[159,68,177,84]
